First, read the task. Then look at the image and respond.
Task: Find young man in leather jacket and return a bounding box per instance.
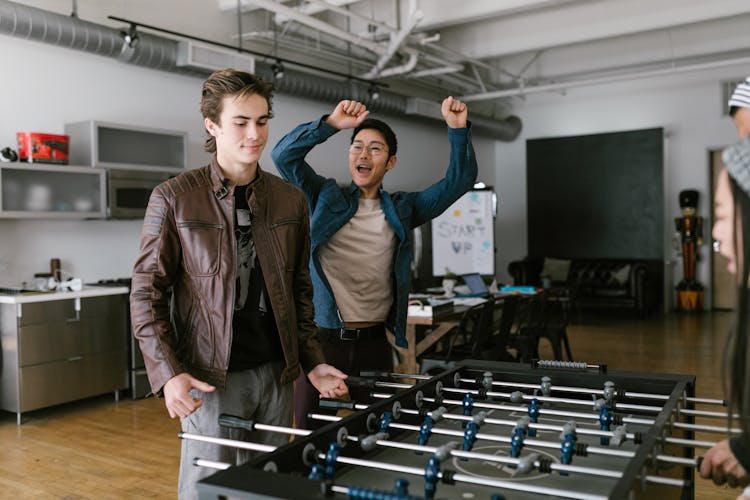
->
[272,97,477,428]
[130,69,348,499]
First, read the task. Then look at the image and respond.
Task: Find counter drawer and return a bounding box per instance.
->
[19,318,124,366]
[18,300,70,326]
[18,350,128,413]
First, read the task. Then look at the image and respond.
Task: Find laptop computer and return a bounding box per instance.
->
[460,273,490,297]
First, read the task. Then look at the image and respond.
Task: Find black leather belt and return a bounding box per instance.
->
[322,324,385,341]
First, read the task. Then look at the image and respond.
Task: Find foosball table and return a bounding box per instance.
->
[189,359,729,499]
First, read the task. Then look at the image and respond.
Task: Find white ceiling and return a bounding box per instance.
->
[219,0,750,106]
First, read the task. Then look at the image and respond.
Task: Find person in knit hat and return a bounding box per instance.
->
[699,77,750,496]
[729,76,750,139]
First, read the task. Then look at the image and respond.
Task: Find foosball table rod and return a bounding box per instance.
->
[185,433,690,499]
[370,391,742,436]
[353,376,664,414]
[364,370,727,407]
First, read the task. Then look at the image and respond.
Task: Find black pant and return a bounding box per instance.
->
[294,326,393,429]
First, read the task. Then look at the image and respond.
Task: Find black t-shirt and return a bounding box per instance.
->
[228,184,283,371]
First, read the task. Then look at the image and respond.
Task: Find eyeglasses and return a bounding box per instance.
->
[349,143,387,157]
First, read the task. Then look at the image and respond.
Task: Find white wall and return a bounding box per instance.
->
[0,34,496,285]
[496,67,746,307]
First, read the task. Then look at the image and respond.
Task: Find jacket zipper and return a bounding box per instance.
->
[177,221,224,229]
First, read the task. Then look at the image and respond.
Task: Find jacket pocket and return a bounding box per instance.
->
[177,220,223,276]
[270,218,302,271]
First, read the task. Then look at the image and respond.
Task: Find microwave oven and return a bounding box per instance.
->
[107,169,175,219]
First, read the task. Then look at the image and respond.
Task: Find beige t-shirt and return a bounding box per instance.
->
[318,198,396,323]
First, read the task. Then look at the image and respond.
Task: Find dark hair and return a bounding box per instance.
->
[351,118,398,158]
[730,106,740,118]
[727,175,750,446]
[201,69,274,153]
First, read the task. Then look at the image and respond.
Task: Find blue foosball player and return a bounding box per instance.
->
[424,456,440,499]
[393,478,410,496]
[378,411,394,433]
[418,415,435,448]
[462,392,474,426]
[308,463,325,481]
[599,406,612,445]
[510,427,525,458]
[463,421,478,451]
[527,398,540,437]
[324,442,340,479]
[561,434,576,466]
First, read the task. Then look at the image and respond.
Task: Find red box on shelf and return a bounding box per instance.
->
[16,132,70,164]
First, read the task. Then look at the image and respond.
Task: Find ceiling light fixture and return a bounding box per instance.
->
[271,59,285,81]
[120,23,139,49]
[368,83,380,101]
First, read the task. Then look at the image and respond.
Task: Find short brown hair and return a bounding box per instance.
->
[201,69,274,153]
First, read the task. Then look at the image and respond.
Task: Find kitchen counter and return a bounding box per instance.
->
[0,286,129,304]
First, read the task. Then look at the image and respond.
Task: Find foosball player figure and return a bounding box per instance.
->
[540,376,552,397]
[417,415,436,449]
[393,478,410,496]
[602,381,616,406]
[599,406,613,445]
[324,442,340,479]
[462,392,474,423]
[527,398,541,437]
[674,189,704,311]
[462,421,479,451]
[378,411,394,433]
[510,427,526,458]
[560,434,576,467]
[424,456,441,499]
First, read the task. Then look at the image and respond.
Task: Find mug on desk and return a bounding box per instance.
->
[442,278,457,298]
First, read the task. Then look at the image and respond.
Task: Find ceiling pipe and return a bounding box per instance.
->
[361,2,423,80]
[0,0,522,141]
[243,0,385,54]
[459,53,750,102]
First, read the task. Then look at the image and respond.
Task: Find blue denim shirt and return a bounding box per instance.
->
[272,118,477,348]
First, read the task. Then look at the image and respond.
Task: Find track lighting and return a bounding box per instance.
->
[271,60,285,81]
[120,23,139,49]
[368,83,380,101]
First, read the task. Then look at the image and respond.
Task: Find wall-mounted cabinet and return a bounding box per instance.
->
[0,164,106,219]
[65,120,187,173]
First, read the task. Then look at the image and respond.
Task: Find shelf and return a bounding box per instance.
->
[65,120,187,172]
[0,164,106,219]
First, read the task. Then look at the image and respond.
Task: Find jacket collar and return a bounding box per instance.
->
[347,181,385,198]
[209,154,267,200]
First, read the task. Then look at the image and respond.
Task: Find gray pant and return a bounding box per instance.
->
[178,362,293,500]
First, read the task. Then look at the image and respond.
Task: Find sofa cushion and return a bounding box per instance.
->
[612,264,631,285]
[541,257,571,282]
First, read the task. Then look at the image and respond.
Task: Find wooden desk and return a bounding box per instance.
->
[386,305,467,375]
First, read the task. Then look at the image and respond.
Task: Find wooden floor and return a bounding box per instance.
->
[0,310,742,499]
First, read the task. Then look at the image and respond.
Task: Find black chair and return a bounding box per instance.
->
[479,294,521,362]
[512,288,574,362]
[419,298,495,374]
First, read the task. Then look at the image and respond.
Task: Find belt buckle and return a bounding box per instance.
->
[339,328,359,341]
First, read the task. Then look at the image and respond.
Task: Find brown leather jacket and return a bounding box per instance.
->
[130,156,325,394]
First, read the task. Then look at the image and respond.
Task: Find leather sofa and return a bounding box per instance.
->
[507,258,662,317]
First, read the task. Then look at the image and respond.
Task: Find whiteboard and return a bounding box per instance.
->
[431,190,495,276]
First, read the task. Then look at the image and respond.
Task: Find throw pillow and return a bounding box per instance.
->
[541,257,571,282]
[612,264,631,285]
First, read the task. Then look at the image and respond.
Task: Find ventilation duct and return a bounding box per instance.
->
[0,0,521,141]
[176,41,255,73]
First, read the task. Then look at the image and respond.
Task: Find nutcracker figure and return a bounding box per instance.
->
[674,189,703,311]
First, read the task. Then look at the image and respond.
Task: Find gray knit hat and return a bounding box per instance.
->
[723,137,750,196]
[729,77,750,111]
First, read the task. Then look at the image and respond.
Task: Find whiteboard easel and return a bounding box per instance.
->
[431,190,494,276]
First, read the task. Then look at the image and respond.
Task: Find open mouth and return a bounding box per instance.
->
[356,165,372,174]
